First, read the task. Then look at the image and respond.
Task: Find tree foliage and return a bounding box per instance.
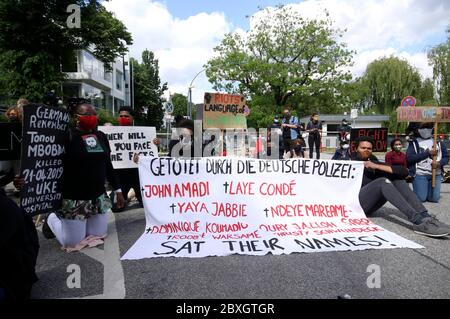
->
[0,0,132,103]
[171,93,188,117]
[428,25,450,106]
[205,5,354,110]
[132,50,167,130]
[360,56,422,115]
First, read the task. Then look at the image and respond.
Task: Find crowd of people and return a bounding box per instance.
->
[1,97,449,299]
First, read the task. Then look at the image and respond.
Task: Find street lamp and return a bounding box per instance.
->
[188,69,205,119]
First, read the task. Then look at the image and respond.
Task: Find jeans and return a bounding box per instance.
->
[359,178,428,224]
[412,174,442,203]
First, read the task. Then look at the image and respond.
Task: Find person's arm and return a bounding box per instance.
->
[439,141,449,168]
[365,160,409,179]
[406,141,431,165]
[331,150,340,160]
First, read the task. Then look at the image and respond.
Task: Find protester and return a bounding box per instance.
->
[267,116,284,159]
[112,106,146,210]
[385,138,407,167]
[337,118,351,143]
[0,190,39,299]
[332,139,351,160]
[283,139,303,158]
[44,100,125,248]
[168,118,196,158]
[5,106,21,122]
[353,136,450,238]
[306,113,322,159]
[406,122,449,203]
[281,108,300,158]
[385,138,412,182]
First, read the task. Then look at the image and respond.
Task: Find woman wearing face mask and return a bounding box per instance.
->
[44,100,125,249]
[385,139,407,167]
[332,140,351,160]
[306,113,322,159]
[406,122,449,203]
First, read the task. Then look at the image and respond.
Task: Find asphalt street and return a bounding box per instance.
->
[29,155,450,299]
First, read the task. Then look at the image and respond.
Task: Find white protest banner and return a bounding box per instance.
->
[122,157,422,259]
[98,126,158,169]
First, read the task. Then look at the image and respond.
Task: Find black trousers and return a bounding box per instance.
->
[116,168,142,204]
[359,178,427,224]
[308,134,321,159]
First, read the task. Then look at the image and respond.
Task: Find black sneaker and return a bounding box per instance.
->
[42,216,55,239]
[413,216,450,238]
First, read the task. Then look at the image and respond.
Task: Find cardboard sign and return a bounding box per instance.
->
[19,104,69,216]
[396,106,450,122]
[98,126,158,169]
[350,128,388,152]
[0,122,22,160]
[203,93,247,129]
[122,157,421,259]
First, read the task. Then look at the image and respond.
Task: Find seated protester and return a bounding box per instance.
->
[353,136,450,238]
[283,139,303,159]
[45,101,125,248]
[385,138,412,182]
[0,191,39,299]
[407,122,449,203]
[332,140,351,160]
[385,138,407,167]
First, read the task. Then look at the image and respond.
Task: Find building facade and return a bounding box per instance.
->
[62,50,131,114]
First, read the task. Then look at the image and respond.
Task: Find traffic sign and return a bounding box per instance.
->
[165,102,173,114]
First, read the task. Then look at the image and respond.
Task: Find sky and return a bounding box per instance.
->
[103,0,450,103]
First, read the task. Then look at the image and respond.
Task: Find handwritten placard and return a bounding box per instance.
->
[19,104,69,216]
[122,157,421,259]
[203,93,247,129]
[99,126,158,169]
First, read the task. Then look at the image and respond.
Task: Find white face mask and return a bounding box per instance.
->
[342,144,349,149]
[418,128,433,139]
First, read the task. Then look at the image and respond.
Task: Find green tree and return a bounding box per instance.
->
[361,56,422,114]
[0,0,132,103]
[171,93,188,117]
[417,78,437,105]
[428,25,450,106]
[205,5,354,110]
[132,50,167,130]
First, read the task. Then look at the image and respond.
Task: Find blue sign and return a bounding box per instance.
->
[165,102,173,114]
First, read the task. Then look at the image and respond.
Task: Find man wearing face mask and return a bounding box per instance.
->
[406,122,449,203]
[112,106,158,210]
[337,118,352,143]
[281,108,300,158]
[306,113,322,159]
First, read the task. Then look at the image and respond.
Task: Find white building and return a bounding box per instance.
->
[62,50,131,114]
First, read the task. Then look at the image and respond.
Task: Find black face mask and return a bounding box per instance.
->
[284,113,290,118]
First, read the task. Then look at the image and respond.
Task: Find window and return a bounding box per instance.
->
[116,70,123,91]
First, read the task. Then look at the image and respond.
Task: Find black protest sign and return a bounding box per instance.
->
[0,122,22,160]
[20,104,69,216]
[350,128,388,153]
